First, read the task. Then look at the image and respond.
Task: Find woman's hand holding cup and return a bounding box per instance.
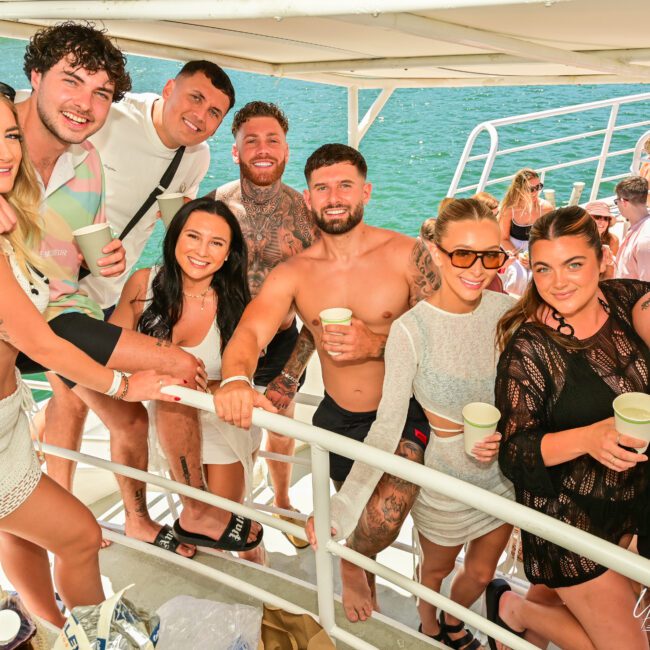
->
[471,432,502,463]
[583,417,647,472]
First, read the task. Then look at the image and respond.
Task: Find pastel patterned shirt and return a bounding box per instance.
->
[38,141,106,321]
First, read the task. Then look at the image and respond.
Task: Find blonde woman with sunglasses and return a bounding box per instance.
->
[317,199,515,649]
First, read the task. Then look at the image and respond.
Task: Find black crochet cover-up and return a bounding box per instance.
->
[496,279,650,588]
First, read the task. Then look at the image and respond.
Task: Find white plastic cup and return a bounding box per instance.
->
[0,610,21,645]
[462,402,501,456]
[157,193,185,228]
[544,188,556,209]
[319,308,352,356]
[73,223,113,277]
[613,392,650,453]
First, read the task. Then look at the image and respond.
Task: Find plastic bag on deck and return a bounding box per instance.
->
[53,586,159,649]
[155,596,262,650]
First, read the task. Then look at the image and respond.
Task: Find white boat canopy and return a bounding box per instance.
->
[2,0,650,89]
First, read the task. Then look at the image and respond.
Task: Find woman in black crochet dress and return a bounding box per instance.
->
[490,206,649,650]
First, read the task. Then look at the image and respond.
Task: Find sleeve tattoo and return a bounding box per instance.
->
[409,239,440,306]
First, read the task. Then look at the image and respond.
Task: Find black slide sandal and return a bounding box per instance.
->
[172,515,263,552]
[151,524,196,558]
[486,578,525,650]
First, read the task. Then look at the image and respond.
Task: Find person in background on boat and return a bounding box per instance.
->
[490,206,650,650]
[312,199,514,649]
[213,143,440,622]
[472,191,500,217]
[499,168,553,296]
[39,59,235,511]
[207,101,319,549]
[614,176,650,281]
[585,200,619,280]
[13,23,238,560]
[109,197,264,560]
[636,134,650,206]
[0,89,182,627]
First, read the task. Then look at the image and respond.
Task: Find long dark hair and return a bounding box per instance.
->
[496,206,602,352]
[138,197,250,350]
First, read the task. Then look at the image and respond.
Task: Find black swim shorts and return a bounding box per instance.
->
[17,311,123,389]
[253,319,306,389]
[311,392,430,482]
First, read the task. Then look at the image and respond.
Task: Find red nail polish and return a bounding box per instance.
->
[183,379,188,384]
[175,397,181,401]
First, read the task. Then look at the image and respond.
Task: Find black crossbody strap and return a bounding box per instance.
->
[118,145,186,240]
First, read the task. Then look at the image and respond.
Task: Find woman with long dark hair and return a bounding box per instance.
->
[110,197,264,561]
[489,206,649,649]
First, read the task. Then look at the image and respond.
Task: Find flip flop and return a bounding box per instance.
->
[151,524,196,558]
[274,506,309,549]
[172,515,263,552]
[485,578,525,650]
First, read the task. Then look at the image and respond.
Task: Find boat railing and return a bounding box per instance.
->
[447,91,650,203]
[34,386,650,650]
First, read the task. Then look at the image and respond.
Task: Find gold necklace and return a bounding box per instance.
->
[183,286,213,311]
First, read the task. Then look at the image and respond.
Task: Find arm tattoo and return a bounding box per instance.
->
[409,240,440,306]
[283,327,316,378]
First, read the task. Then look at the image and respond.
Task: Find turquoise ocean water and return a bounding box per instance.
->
[1,36,649,268]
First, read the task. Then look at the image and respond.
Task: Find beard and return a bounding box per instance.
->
[240,155,286,187]
[312,202,364,235]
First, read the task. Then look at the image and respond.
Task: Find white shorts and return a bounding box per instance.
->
[200,410,262,465]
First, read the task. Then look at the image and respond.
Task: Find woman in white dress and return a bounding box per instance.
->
[0,90,181,626]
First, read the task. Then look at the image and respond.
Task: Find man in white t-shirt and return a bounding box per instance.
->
[614,176,650,281]
[84,59,235,312]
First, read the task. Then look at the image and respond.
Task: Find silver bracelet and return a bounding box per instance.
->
[220,375,253,388]
[105,370,122,397]
[281,370,300,385]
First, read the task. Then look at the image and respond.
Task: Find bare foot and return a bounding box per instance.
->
[179,505,262,547]
[239,544,267,565]
[100,537,112,549]
[498,590,526,635]
[341,559,373,622]
[125,517,195,558]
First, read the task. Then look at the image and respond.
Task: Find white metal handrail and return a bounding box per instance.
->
[448,91,650,203]
[38,387,650,650]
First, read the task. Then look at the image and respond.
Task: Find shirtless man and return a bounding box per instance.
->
[214,143,439,621]
[208,101,318,546]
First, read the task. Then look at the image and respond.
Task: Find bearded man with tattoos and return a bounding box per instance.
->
[208,101,318,547]
[214,143,440,623]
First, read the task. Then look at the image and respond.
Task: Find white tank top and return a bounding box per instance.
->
[144,267,222,380]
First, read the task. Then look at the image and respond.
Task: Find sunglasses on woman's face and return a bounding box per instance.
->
[0,82,16,102]
[592,215,611,223]
[437,244,508,270]
[529,183,544,193]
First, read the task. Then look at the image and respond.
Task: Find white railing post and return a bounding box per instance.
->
[311,444,337,642]
[591,102,620,201]
[348,86,359,149]
[477,123,499,193]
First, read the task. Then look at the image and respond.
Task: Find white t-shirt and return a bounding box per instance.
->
[83,93,210,308]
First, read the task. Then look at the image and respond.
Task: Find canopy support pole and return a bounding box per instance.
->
[348,86,395,148]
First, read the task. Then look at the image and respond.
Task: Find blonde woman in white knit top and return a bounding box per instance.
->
[308,199,515,649]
